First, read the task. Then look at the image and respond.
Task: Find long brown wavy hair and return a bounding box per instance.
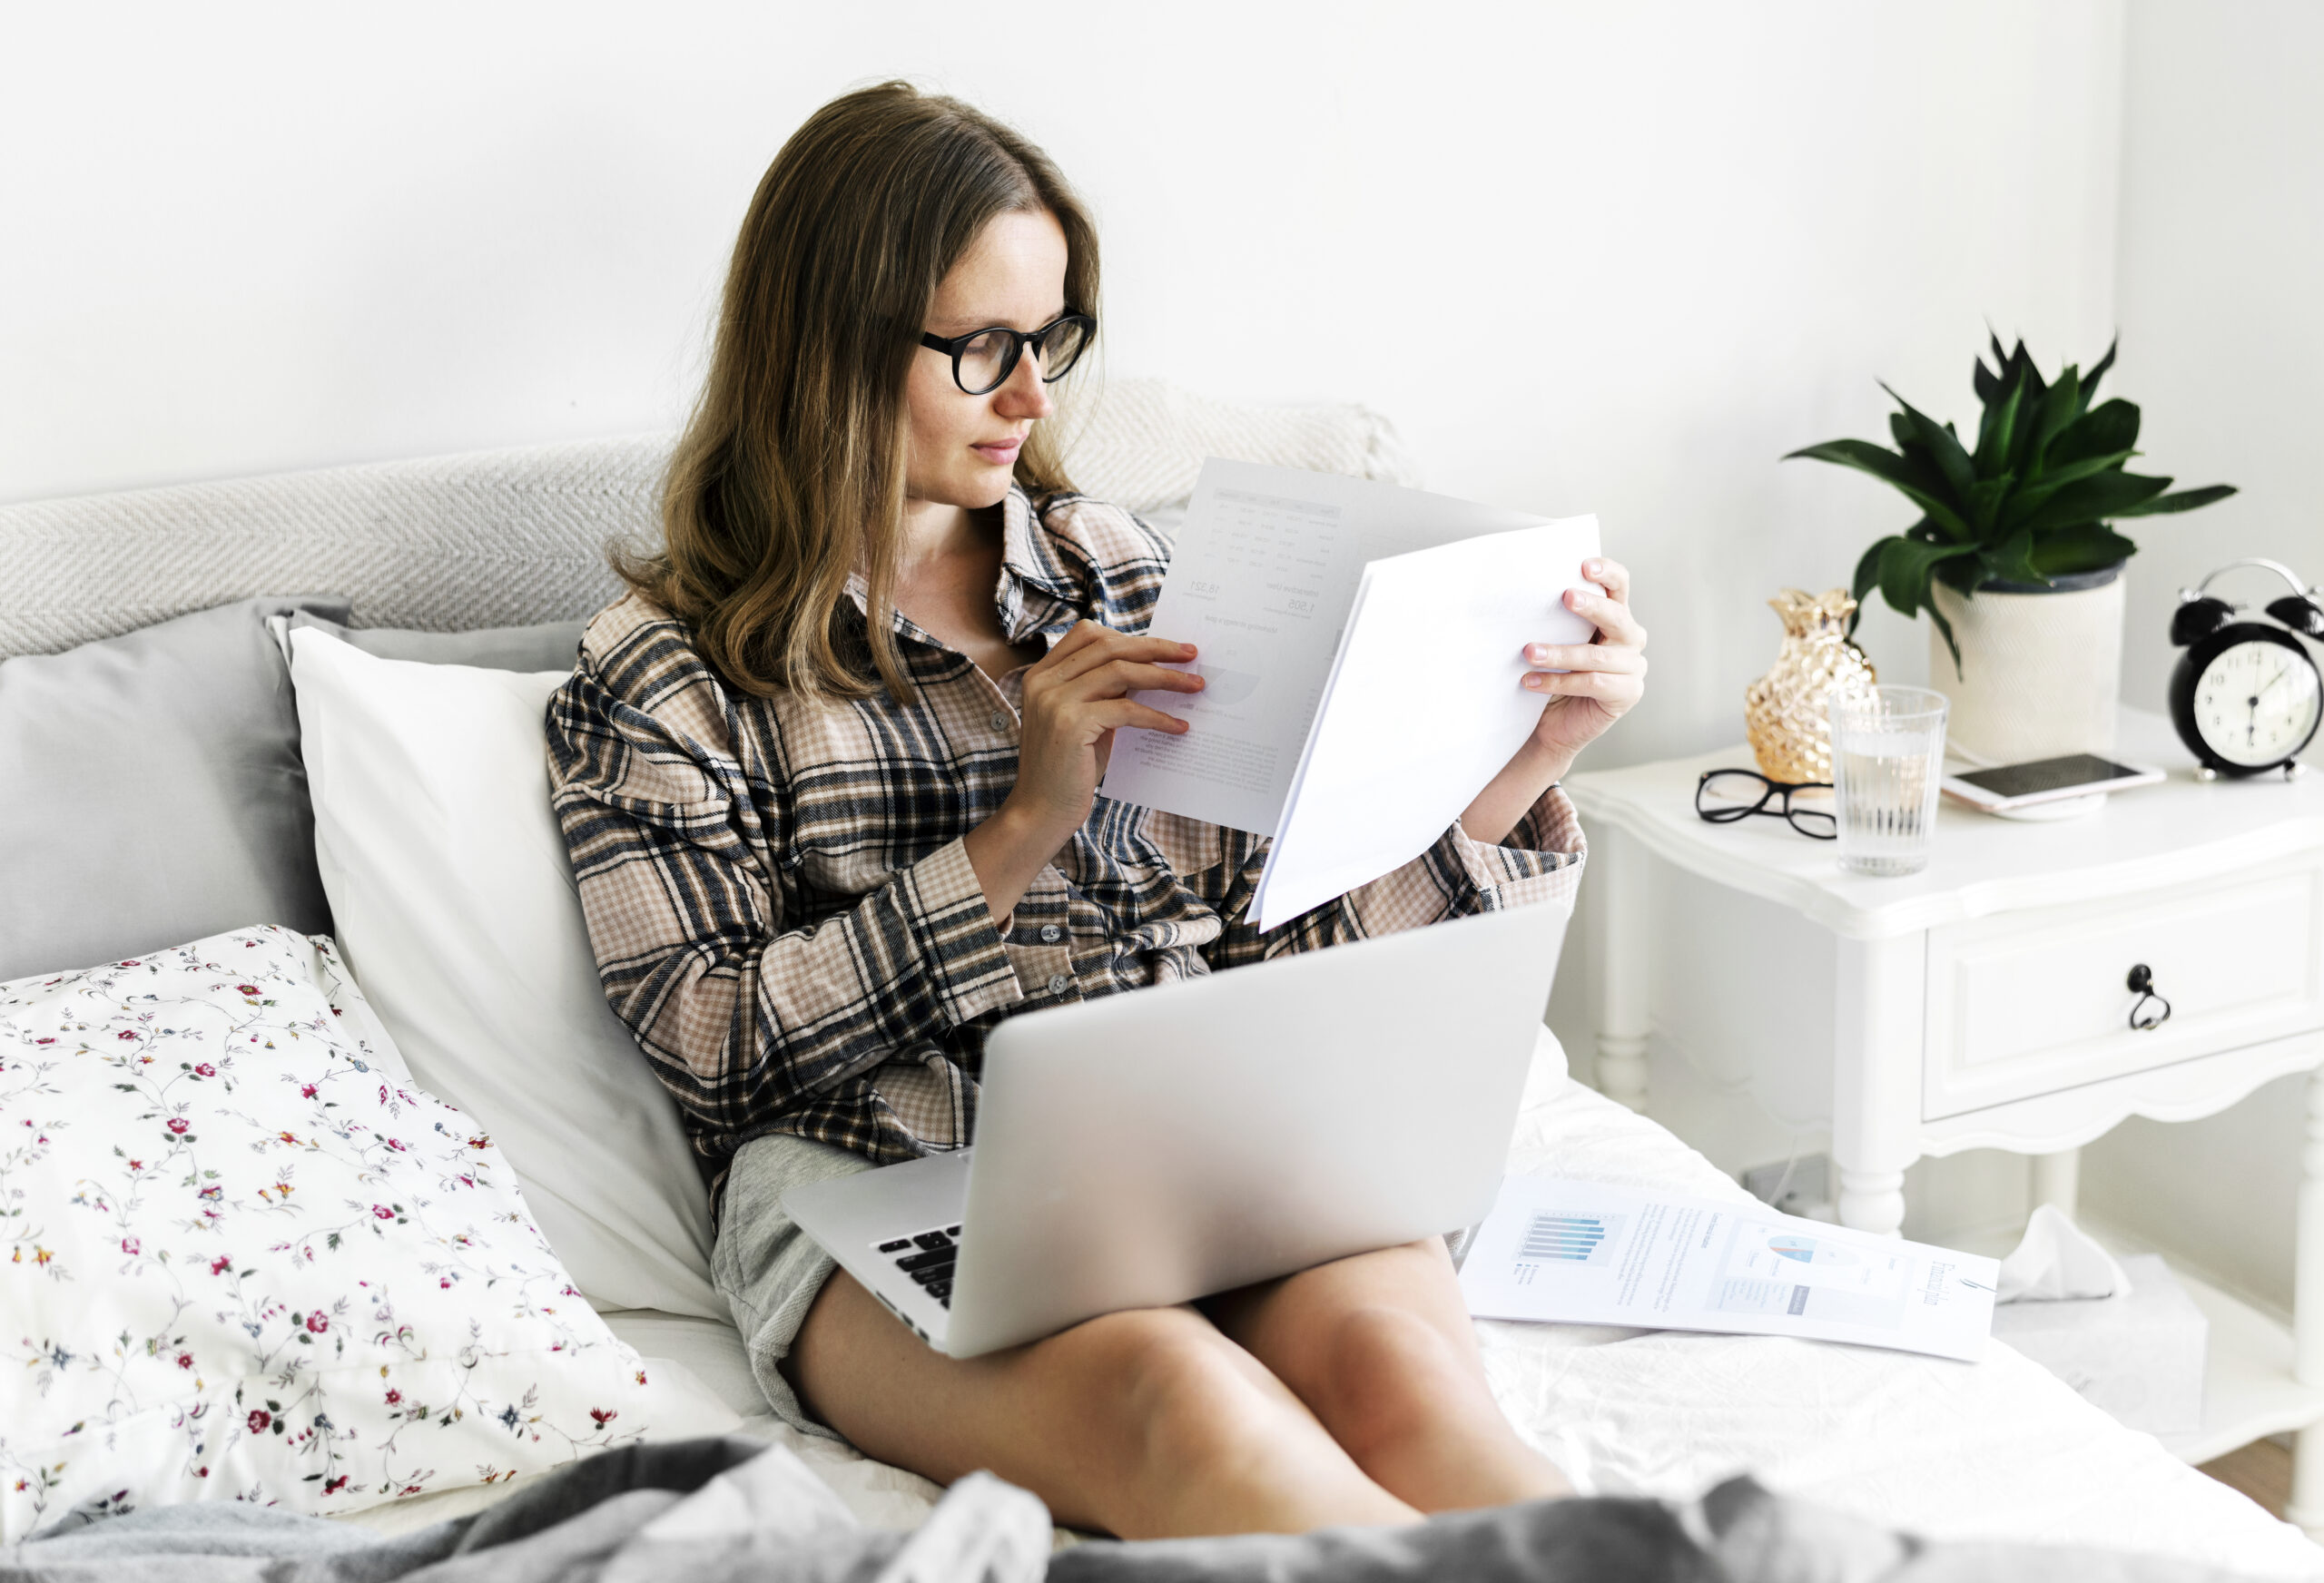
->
[620,82,1099,702]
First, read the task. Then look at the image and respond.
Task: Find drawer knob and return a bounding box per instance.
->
[2126,964,2172,1031]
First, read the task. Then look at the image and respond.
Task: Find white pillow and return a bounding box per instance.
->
[287,627,723,1320]
[0,928,736,1537]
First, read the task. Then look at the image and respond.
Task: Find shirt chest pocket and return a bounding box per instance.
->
[1137,810,1238,884]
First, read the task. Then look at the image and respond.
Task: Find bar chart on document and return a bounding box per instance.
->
[1459,1176,1996,1361]
[1517,1213,1620,1272]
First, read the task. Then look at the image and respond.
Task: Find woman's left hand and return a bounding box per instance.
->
[1521,556,1647,772]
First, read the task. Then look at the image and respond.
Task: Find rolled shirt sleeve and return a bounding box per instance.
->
[1203,784,1587,967]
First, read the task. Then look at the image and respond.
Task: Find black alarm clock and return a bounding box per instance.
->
[2168,557,2324,779]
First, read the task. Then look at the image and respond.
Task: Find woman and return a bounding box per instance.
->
[548,82,1647,1540]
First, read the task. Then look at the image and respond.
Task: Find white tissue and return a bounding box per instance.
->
[1997,1204,2132,1303]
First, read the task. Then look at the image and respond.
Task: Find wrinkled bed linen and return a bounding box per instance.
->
[9,1436,2270,1583]
[1481,1063,2319,1574]
[340,1043,2324,1576]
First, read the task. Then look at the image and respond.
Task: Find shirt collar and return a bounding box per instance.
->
[844,486,1081,656]
[997,486,1078,596]
[993,487,1081,646]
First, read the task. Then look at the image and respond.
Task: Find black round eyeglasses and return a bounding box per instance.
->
[1694,768,1837,841]
[919,313,1096,397]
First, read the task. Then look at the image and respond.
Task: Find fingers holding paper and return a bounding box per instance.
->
[1457,556,1644,844]
[1012,621,1205,831]
[967,622,1206,927]
[1521,556,1648,766]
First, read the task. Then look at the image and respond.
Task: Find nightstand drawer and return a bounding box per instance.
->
[1923,856,2324,1119]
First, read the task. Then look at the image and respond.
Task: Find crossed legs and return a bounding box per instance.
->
[784,1236,1568,1539]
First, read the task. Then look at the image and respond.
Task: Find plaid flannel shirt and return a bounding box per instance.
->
[547,487,1585,1207]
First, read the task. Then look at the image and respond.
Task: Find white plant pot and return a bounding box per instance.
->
[1927,565,2125,764]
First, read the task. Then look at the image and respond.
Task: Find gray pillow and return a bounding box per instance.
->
[0,595,350,983]
[287,613,584,673]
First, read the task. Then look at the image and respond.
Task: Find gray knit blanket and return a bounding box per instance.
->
[2,1438,2258,1583]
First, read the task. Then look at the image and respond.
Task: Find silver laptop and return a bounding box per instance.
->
[783,901,1568,1358]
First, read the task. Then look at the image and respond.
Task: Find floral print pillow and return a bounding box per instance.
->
[0,927,731,1537]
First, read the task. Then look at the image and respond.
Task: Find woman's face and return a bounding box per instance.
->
[903,207,1069,513]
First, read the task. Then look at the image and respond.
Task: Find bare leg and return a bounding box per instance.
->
[1202,1238,1570,1513]
[785,1270,1420,1539]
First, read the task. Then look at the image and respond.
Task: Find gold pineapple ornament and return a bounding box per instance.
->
[1746,588,1879,783]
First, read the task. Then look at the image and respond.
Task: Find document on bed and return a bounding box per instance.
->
[1097,459,1600,930]
[1457,1175,1998,1362]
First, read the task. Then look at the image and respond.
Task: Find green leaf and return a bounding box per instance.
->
[1786,438,1972,537]
[1847,536,1891,640]
[1876,536,1981,622]
[2083,337,2118,407]
[2027,447,2138,492]
[2109,483,2238,517]
[1974,332,2019,408]
[1848,531,1934,635]
[1888,411,1920,455]
[1995,338,2048,411]
[1782,438,1924,492]
[1892,484,1977,542]
[1934,554,1984,594]
[1929,594,1961,675]
[1881,384,1977,506]
[2049,398,2141,466]
[1979,530,2045,586]
[2014,469,2171,534]
[1787,438,1974,540]
[2029,524,2138,575]
[1965,474,2014,535]
[1974,375,2022,475]
[2010,369,2051,475]
[2028,366,2082,468]
[1995,449,2138,531]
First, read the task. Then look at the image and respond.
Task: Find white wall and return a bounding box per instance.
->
[3,0,2125,769]
[2079,0,2324,1316]
[5,3,2181,1254]
[2109,1,2324,718]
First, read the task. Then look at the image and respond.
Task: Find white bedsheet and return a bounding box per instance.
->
[342,1038,2322,1576]
[1486,1052,2320,1577]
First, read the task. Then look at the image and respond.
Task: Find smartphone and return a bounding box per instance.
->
[1939,752,2165,813]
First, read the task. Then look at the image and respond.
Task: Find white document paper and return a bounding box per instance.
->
[1098,459,1599,928]
[1458,1176,1998,1362]
[1248,524,1600,929]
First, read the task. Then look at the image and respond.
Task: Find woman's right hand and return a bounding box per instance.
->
[964,621,1203,924]
[1011,621,1204,836]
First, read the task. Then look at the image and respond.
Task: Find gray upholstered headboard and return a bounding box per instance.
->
[0,379,1416,662]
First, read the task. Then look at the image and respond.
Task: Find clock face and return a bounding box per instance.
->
[2193,637,2323,766]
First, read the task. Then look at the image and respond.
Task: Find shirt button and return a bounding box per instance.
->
[990,711,1010,733]
[1046,972,1070,995]
[1039,925,1062,944]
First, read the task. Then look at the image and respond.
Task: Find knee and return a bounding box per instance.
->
[1067,1309,1276,1472]
[1312,1304,1472,1457]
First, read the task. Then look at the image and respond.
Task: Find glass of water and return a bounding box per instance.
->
[1829,685,1949,876]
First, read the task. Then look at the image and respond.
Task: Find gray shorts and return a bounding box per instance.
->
[713,1130,874,1440]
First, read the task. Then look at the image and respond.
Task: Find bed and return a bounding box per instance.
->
[305,1033,2316,1576]
[2,384,2316,1577]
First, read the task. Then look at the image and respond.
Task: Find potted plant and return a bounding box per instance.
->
[1786,337,2236,762]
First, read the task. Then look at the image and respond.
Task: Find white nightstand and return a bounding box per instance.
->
[1564,705,2324,1528]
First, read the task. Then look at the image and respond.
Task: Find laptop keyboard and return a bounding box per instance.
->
[876,1224,963,1308]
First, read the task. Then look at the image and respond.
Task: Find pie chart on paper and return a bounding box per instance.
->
[1768,1234,1865,1267]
